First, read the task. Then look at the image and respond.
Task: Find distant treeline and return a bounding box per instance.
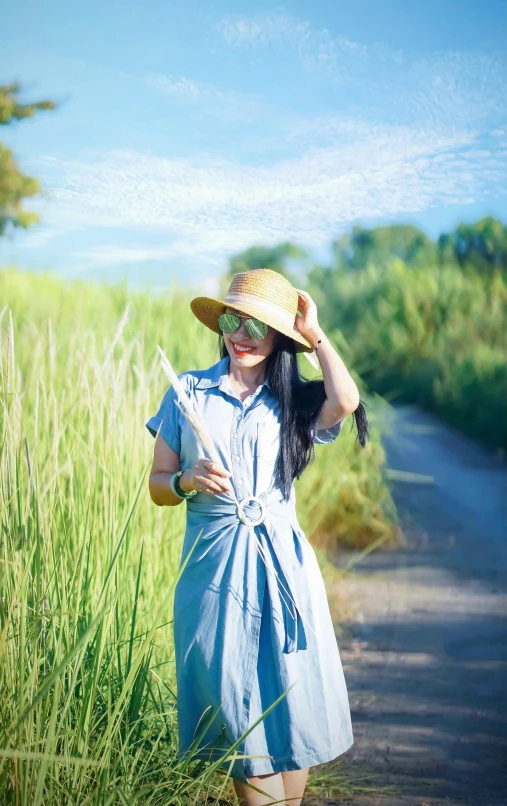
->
[330,217,507,274]
[227,216,507,281]
[227,216,507,454]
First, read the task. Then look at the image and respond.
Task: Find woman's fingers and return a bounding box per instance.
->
[201,458,231,478]
[195,459,232,493]
[195,474,231,495]
[189,457,234,495]
[297,289,316,305]
[210,476,232,493]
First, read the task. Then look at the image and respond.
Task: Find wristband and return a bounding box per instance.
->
[170,470,197,499]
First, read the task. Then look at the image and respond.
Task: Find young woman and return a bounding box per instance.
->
[146,269,369,806]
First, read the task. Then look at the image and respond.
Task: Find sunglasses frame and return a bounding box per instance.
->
[218,312,269,340]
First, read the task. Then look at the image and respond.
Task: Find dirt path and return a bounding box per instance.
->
[331,404,507,806]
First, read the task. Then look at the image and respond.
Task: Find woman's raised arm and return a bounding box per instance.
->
[295,288,360,430]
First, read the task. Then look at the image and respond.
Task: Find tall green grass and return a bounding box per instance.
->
[0,268,396,804]
[308,261,507,453]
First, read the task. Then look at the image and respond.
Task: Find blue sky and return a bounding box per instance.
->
[1,0,506,292]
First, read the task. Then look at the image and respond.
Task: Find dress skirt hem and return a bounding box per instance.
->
[236,733,354,781]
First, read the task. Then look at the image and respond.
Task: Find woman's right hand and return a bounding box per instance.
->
[179,457,232,496]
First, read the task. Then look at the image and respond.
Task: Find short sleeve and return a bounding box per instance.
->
[313,417,345,445]
[145,383,181,453]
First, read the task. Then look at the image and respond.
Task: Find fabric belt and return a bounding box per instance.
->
[187,489,313,653]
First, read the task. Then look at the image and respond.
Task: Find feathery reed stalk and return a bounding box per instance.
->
[157,344,221,465]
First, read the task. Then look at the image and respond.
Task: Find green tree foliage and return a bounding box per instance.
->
[332,223,436,272]
[0,81,55,123]
[307,259,507,452]
[226,241,307,284]
[329,219,507,275]
[230,218,507,290]
[438,216,507,274]
[0,83,56,237]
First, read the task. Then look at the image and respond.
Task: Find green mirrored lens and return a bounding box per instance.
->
[219,312,268,339]
[219,313,241,333]
[245,318,269,339]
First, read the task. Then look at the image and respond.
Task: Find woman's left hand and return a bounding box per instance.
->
[294,289,323,347]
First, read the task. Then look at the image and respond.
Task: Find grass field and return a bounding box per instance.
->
[0,268,397,804]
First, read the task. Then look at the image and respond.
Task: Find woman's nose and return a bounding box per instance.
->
[235,320,250,340]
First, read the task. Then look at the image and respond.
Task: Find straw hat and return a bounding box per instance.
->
[190,269,313,353]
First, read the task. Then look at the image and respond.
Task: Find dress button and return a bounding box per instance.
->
[233,456,240,462]
[232,433,238,439]
[237,479,243,486]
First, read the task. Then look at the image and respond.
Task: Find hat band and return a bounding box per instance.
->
[225,292,296,331]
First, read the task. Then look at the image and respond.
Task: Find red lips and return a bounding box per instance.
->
[231,342,254,356]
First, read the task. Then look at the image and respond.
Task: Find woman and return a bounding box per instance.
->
[146,269,369,806]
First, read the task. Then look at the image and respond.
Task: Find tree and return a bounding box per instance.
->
[226,242,307,284]
[438,217,507,275]
[332,224,436,272]
[0,83,56,237]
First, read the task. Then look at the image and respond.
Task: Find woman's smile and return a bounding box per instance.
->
[231,341,255,356]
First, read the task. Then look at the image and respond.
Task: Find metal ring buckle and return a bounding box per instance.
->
[237,495,266,527]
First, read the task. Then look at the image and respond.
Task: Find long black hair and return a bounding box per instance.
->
[219,333,370,499]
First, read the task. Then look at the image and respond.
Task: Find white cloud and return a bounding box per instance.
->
[72,245,180,266]
[11,227,63,249]
[143,71,263,122]
[147,75,201,98]
[218,12,402,75]
[218,12,505,135]
[71,239,243,269]
[398,50,506,130]
[28,16,505,272]
[41,118,504,268]
[70,245,223,294]
[219,13,366,56]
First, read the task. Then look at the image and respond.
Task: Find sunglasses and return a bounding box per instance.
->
[218,312,269,340]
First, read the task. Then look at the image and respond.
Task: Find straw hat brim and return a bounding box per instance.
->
[190,295,314,353]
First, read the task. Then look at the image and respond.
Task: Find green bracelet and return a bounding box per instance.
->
[171,471,197,499]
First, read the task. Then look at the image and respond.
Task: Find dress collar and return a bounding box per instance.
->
[195,355,272,393]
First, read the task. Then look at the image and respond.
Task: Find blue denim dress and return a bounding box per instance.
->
[146,355,353,781]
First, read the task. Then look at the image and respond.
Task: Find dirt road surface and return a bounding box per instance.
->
[332,404,507,806]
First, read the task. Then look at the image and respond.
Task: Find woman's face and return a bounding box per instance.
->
[222,306,278,369]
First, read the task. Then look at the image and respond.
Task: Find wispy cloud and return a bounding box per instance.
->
[71,241,234,268]
[20,12,505,274]
[143,71,263,123]
[147,75,201,99]
[219,13,368,57]
[41,117,504,268]
[72,245,181,266]
[13,227,63,249]
[219,12,404,77]
[218,11,506,136]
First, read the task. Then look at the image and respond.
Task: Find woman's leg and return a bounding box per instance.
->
[281,768,309,806]
[233,772,287,805]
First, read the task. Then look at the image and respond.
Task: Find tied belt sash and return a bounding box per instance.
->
[186,488,313,653]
